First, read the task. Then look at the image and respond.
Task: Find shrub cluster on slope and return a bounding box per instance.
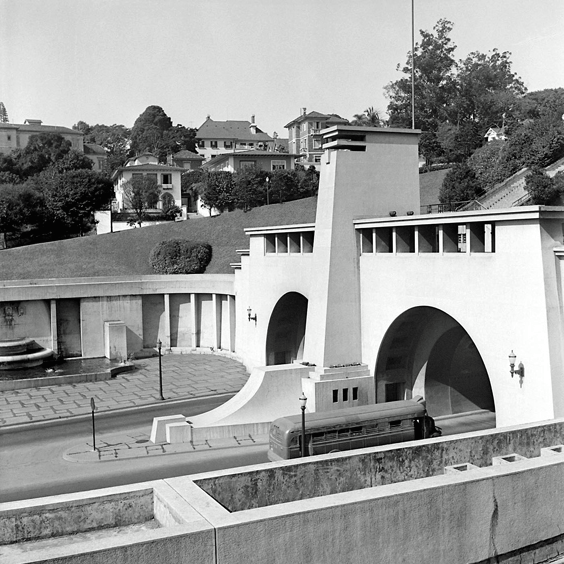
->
[149,239,212,274]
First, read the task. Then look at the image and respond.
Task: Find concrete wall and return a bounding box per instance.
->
[0,299,51,349]
[6,420,564,564]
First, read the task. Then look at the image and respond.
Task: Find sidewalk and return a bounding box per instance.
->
[0,353,250,427]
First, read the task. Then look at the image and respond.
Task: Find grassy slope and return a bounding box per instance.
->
[419,169,448,207]
[0,198,317,281]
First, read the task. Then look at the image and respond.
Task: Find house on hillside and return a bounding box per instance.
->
[285,108,349,168]
[0,119,84,155]
[201,150,301,173]
[484,127,507,142]
[83,143,107,172]
[169,149,205,170]
[111,153,184,213]
[196,116,273,161]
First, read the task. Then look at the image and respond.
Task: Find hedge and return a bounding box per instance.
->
[149,239,212,274]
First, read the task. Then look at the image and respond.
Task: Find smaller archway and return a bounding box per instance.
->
[266,292,308,365]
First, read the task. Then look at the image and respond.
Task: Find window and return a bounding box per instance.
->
[224,141,233,149]
[198,140,205,148]
[248,143,254,148]
[271,160,286,171]
[332,389,339,403]
[210,141,218,149]
[314,155,321,163]
[239,160,256,169]
[162,173,172,185]
[352,387,358,401]
[343,388,349,402]
[7,135,11,141]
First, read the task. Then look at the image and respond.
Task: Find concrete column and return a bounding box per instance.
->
[438,225,445,254]
[191,293,198,348]
[213,293,221,350]
[50,299,58,354]
[228,295,236,352]
[163,293,171,350]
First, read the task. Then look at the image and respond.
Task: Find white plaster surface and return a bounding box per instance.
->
[150,415,186,443]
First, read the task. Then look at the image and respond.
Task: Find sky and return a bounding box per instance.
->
[1,0,563,138]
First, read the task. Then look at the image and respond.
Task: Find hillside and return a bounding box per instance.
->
[419,169,449,207]
[0,198,318,281]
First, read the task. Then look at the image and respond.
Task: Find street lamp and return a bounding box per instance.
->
[265,176,270,206]
[299,392,307,457]
[157,339,164,400]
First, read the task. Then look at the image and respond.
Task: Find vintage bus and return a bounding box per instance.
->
[268,396,441,461]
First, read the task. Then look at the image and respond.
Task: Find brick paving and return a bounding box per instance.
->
[0,353,250,428]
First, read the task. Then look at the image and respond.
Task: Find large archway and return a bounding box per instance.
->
[266,292,308,365]
[375,307,495,419]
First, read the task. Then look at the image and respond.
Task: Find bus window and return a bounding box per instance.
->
[350,426,363,436]
[312,432,325,443]
[338,429,349,438]
[390,420,401,429]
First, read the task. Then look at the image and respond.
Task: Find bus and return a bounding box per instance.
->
[267,396,441,461]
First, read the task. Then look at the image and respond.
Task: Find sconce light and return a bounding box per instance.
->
[509,350,525,382]
[247,306,257,324]
[389,211,397,217]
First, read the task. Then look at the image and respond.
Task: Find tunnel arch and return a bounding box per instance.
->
[266,292,308,365]
[375,306,495,419]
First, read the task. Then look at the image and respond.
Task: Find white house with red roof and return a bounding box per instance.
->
[196,115,273,161]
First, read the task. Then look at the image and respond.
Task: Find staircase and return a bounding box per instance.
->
[462,156,564,211]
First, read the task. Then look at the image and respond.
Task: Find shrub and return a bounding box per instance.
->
[525,168,561,205]
[149,239,212,274]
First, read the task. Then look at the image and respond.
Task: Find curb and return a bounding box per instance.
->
[0,392,236,435]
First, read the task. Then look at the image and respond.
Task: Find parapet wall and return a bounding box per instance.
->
[5,419,564,564]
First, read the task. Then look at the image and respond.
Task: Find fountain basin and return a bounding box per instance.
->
[0,338,53,370]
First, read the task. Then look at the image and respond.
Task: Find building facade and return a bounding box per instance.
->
[284,108,348,168]
[196,116,273,161]
[201,150,301,173]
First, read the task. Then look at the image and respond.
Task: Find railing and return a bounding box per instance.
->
[421,200,486,214]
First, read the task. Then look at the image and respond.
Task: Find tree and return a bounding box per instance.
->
[0,102,9,123]
[386,19,458,131]
[50,149,93,173]
[149,239,212,274]
[74,122,132,174]
[525,168,561,205]
[269,170,300,204]
[439,163,483,205]
[199,171,236,214]
[233,166,268,211]
[296,165,320,197]
[130,106,173,159]
[30,170,113,237]
[512,88,564,126]
[0,184,45,235]
[467,140,506,191]
[351,107,384,127]
[11,133,72,178]
[454,49,525,131]
[122,175,161,226]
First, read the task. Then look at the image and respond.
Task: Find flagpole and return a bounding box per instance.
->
[411,0,415,129]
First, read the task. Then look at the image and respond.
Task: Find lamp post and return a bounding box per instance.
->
[157,339,164,400]
[265,176,270,206]
[299,392,307,457]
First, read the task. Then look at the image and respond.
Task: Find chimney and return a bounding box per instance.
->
[250,115,257,135]
[302,107,307,116]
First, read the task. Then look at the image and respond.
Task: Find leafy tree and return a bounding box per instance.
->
[50,149,93,173]
[11,133,72,178]
[351,107,384,127]
[122,175,161,226]
[454,49,525,130]
[269,170,300,204]
[199,171,236,214]
[233,166,268,211]
[162,124,198,156]
[512,88,564,126]
[296,165,320,197]
[30,170,113,237]
[161,192,182,220]
[130,105,173,158]
[386,19,458,131]
[525,168,561,205]
[439,163,483,205]
[0,184,45,235]
[0,102,9,123]
[74,122,132,173]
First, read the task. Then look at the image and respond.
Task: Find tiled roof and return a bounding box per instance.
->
[16,123,82,135]
[84,143,106,155]
[284,111,348,128]
[197,118,272,142]
[173,150,204,160]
